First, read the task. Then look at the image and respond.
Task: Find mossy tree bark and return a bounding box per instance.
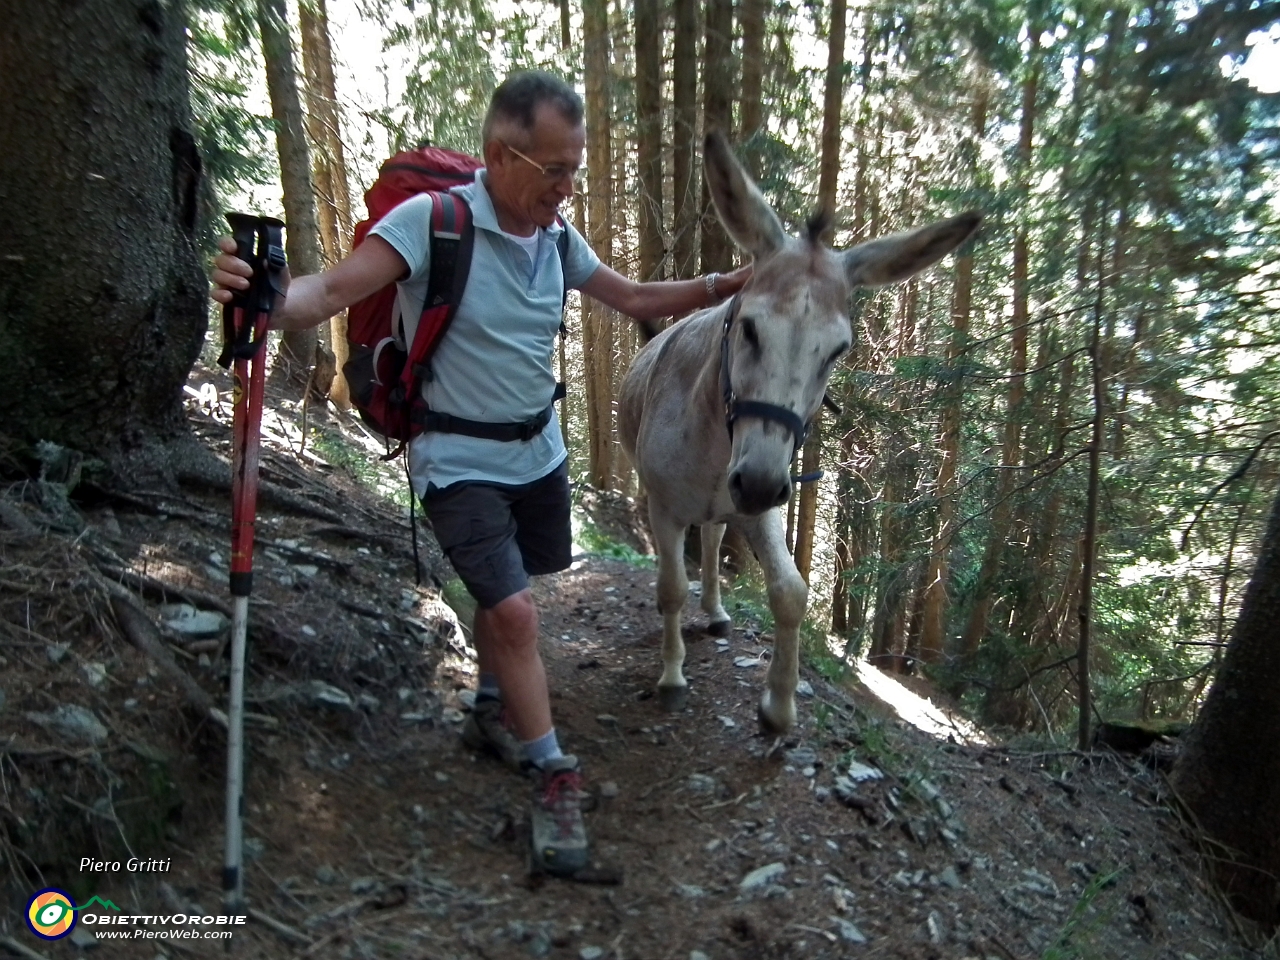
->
[0,0,206,472]
[1172,483,1280,926]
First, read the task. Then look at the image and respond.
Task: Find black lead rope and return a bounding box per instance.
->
[718,295,826,485]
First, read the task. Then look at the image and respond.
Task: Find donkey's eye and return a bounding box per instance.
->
[741,317,761,353]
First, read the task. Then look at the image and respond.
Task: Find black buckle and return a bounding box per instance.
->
[517,418,539,441]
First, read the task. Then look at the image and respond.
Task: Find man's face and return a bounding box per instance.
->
[487,103,586,230]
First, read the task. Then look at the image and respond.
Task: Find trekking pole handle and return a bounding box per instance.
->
[225,212,259,306]
[254,218,288,315]
[225,212,286,313]
[219,213,286,368]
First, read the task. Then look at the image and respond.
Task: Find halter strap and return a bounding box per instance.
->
[718,295,810,454]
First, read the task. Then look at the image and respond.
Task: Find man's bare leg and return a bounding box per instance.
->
[473,589,552,742]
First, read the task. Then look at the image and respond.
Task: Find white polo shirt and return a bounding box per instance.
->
[369,170,601,495]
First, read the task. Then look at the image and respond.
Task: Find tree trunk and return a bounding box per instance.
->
[1171,483,1280,925]
[0,0,205,471]
[611,1,635,493]
[816,0,845,233]
[1018,347,1076,651]
[792,436,822,583]
[792,0,846,583]
[830,429,867,641]
[672,0,699,282]
[299,0,353,407]
[635,0,664,285]
[560,0,572,50]
[258,0,322,380]
[583,0,614,490]
[1077,213,1108,750]
[699,0,734,275]
[869,451,908,673]
[738,0,765,178]
[950,88,1014,668]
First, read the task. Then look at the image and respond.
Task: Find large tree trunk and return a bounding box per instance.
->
[699,0,734,275]
[0,0,205,471]
[611,0,635,493]
[1172,483,1280,926]
[738,0,765,178]
[299,0,353,407]
[868,451,909,673]
[635,0,664,285]
[919,82,987,666]
[793,0,846,585]
[257,0,323,380]
[672,0,699,283]
[583,0,614,490]
[1077,214,1108,749]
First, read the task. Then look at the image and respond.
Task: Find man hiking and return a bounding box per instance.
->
[210,70,749,876]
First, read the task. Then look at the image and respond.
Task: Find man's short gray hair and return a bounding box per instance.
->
[481,71,584,146]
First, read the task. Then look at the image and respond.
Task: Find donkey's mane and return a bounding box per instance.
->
[804,208,832,245]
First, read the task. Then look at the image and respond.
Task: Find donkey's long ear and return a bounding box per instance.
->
[704,132,787,260]
[843,211,982,287]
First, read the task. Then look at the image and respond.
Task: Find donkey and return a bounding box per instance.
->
[618,132,980,734]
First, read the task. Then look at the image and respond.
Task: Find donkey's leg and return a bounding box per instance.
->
[699,523,732,636]
[740,509,807,733]
[650,505,691,712]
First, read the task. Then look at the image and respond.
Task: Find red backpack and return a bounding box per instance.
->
[343,145,570,457]
[343,146,482,456]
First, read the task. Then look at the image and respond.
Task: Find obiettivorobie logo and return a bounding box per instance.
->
[25,889,120,941]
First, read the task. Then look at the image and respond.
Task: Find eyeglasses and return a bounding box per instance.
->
[503,142,582,185]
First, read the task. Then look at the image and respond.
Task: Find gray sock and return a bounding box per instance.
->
[521,729,563,769]
[477,673,501,703]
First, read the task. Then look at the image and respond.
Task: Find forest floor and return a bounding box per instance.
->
[0,360,1267,960]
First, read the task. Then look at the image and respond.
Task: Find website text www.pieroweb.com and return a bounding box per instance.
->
[83,911,244,941]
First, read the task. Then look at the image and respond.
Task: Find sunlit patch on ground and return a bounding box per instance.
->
[851,656,989,745]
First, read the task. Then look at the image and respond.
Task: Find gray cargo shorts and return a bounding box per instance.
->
[421,460,572,610]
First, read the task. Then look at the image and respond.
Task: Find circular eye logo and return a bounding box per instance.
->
[26,888,77,940]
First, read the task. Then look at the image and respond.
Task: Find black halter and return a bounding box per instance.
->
[718,295,842,485]
[719,294,812,453]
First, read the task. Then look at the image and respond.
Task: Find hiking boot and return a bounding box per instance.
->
[461,699,525,772]
[530,756,590,876]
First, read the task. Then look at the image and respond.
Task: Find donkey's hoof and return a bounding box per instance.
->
[706,618,733,638]
[757,694,796,735]
[657,684,689,712]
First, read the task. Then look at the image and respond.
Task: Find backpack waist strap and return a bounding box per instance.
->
[417,383,566,442]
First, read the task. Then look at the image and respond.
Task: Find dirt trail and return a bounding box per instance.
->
[0,373,1251,960]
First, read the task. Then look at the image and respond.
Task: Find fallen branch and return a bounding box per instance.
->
[99,564,233,617]
[248,907,312,945]
[88,569,222,726]
[0,500,39,536]
[0,933,53,960]
[300,929,344,957]
[304,894,378,928]
[306,524,412,553]
[1,736,96,761]
[257,537,351,573]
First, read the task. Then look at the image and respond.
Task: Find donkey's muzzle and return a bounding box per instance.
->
[729,467,792,515]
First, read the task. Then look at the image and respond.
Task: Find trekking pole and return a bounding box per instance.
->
[217,213,285,916]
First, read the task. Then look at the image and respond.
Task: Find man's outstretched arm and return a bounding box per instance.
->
[578,262,751,322]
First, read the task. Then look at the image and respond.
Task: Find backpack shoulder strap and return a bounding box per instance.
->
[554,214,570,336]
[424,191,474,317]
